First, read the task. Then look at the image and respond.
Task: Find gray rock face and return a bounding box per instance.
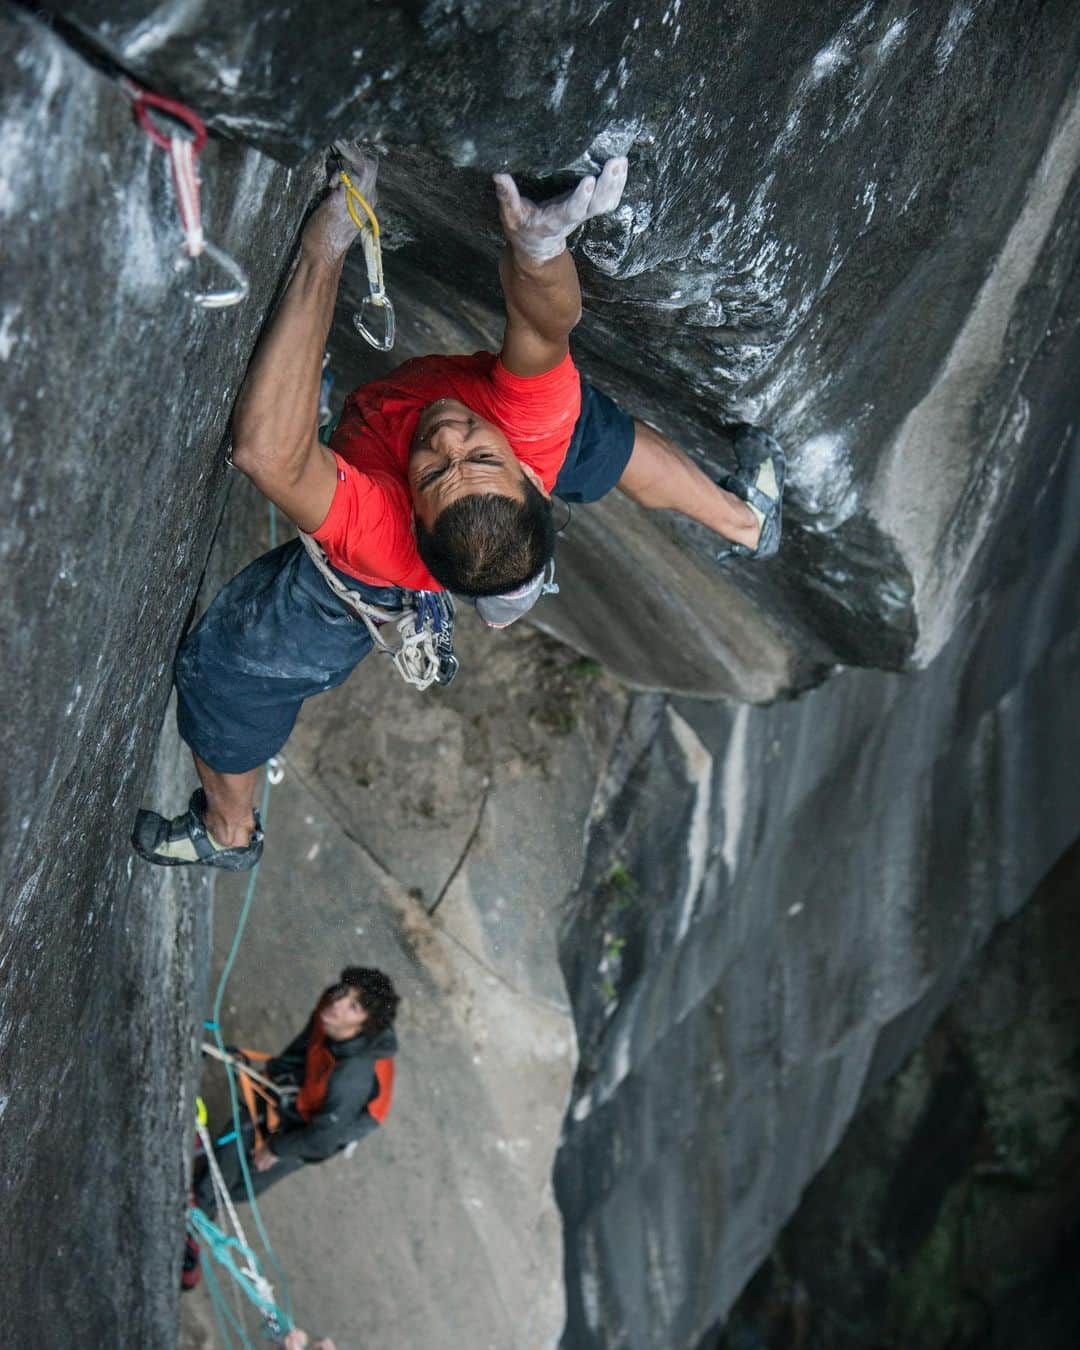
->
[3,3,1080,1350]
[0,11,317,1343]
[36,0,1080,695]
[554,443,1080,1348]
[714,839,1080,1350]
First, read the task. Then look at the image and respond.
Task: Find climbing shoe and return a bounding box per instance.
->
[715,424,786,562]
[181,1235,202,1291]
[132,788,263,871]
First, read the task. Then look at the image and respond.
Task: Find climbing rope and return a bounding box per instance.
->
[200,1042,283,1099]
[122,78,249,309]
[186,501,301,1345]
[192,1117,287,1332]
[339,168,395,350]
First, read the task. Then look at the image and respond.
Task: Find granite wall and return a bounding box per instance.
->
[3,2,1079,1347]
[0,9,317,1341]
[713,838,1080,1350]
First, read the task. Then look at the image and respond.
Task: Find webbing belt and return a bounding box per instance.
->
[299,532,459,690]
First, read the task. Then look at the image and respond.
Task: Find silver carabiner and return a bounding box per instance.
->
[176,239,250,309]
[353,291,396,351]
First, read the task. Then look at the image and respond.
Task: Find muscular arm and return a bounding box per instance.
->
[498,246,581,376]
[230,250,340,532]
[231,156,377,532]
[494,158,627,377]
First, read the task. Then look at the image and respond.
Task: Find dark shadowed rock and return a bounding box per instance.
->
[3,2,1080,1349]
[712,839,1080,1350]
[0,11,318,1343]
[35,0,1080,693]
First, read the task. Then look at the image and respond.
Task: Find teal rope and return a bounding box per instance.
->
[188,1208,290,1329]
[196,1226,246,1349]
[201,499,295,1333]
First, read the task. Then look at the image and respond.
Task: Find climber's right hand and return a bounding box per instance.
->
[301,146,379,268]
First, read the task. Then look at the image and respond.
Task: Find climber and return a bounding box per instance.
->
[185,967,399,1283]
[133,146,784,870]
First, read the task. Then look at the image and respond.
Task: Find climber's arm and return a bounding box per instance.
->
[498,246,581,376]
[230,249,340,533]
[495,158,628,377]
[231,158,377,533]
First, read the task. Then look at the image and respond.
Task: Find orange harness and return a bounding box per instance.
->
[235,1018,395,1149]
[233,1048,280,1152]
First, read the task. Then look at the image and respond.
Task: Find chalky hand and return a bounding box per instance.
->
[494,156,629,263]
[302,144,379,267]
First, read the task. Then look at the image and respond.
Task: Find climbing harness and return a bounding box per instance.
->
[339,167,396,350]
[200,1043,289,1104]
[299,530,459,689]
[122,78,249,309]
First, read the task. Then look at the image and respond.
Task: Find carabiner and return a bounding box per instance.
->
[339,167,396,351]
[176,238,250,309]
[190,240,249,309]
[353,291,396,351]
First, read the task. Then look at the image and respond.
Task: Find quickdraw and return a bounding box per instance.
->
[339,167,396,350]
[122,78,249,309]
[299,530,458,689]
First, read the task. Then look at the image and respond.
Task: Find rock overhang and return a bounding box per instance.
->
[31,0,1080,695]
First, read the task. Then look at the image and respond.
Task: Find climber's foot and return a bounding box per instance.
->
[132,789,263,871]
[716,425,786,562]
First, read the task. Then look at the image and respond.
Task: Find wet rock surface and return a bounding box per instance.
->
[36,0,1080,692]
[3,3,1080,1350]
[0,11,317,1344]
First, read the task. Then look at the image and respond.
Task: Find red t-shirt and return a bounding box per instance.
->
[313,351,581,589]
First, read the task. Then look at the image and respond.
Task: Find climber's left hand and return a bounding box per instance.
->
[494,156,628,263]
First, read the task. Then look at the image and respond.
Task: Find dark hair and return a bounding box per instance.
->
[323,967,400,1036]
[415,478,555,597]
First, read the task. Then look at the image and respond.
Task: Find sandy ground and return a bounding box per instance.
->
[179,605,626,1350]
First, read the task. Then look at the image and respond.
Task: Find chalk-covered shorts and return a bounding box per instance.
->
[175,380,635,773]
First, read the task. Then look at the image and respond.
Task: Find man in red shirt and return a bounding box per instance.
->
[134,151,784,870]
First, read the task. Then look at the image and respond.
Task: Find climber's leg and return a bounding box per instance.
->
[192,1121,303,1219]
[191,756,262,848]
[553,381,784,557]
[617,419,761,548]
[132,784,265,871]
[132,538,405,868]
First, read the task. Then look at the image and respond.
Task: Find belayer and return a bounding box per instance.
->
[134,149,785,869]
[185,966,399,1286]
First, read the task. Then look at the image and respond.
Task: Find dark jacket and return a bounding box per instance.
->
[265,1018,397,1163]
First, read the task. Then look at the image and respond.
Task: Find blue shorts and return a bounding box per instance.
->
[553,379,635,503]
[176,381,635,772]
[176,541,406,773]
